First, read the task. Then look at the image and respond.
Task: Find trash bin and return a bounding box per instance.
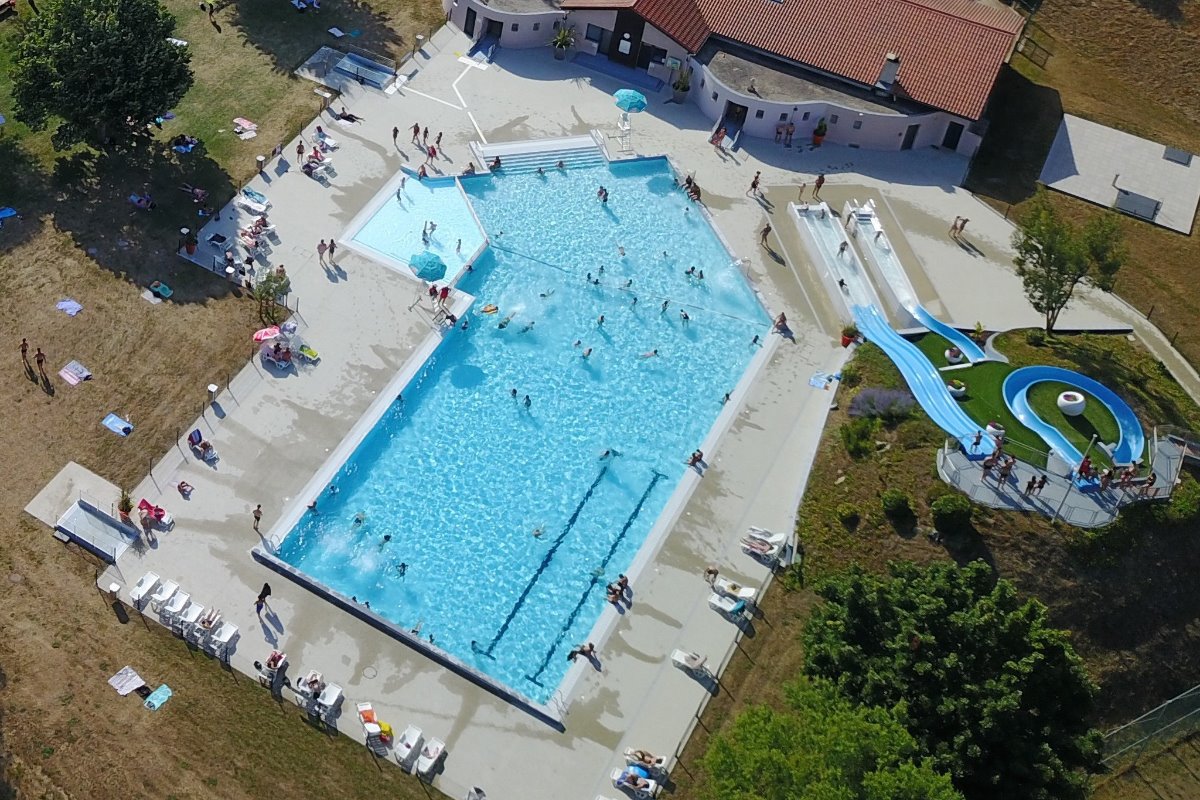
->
[256,155,266,171]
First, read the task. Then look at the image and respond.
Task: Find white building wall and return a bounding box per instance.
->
[693,62,981,156]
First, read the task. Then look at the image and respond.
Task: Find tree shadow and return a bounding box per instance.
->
[964,66,1064,204]
[1131,0,1185,23]
[224,0,416,75]
[42,139,241,303]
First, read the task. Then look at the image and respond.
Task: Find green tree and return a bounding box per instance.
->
[1012,190,1087,334]
[702,678,963,800]
[11,0,193,149]
[253,272,290,324]
[804,561,1101,800]
[1080,213,1126,292]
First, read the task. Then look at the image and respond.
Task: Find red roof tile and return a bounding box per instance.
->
[564,0,1024,119]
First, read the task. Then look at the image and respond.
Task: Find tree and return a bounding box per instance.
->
[11,0,193,149]
[1012,190,1087,334]
[804,561,1101,800]
[702,678,963,800]
[1012,189,1125,333]
[253,272,290,324]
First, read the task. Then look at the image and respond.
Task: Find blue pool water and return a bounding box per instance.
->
[351,175,485,272]
[279,157,769,703]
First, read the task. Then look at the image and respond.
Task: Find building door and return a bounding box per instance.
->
[463,7,477,38]
[607,9,645,68]
[485,18,503,39]
[942,121,964,151]
[901,124,920,150]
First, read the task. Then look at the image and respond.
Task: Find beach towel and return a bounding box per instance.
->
[141,289,163,305]
[328,26,345,38]
[59,360,92,385]
[143,684,172,711]
[167,37,187,47]
[233,117,258,131]
[241,187,269,205]
[0,207,16,228]
[56,298,83,316]
[109,666,146,696]
[172,143,196,154]
[102,413,133,437]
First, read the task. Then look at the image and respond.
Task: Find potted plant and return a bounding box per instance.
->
[840,323,858,347]
[947,378,967,398]
[183,228,198,255]
[672,69,691,103]
[550,26,575,60]
[812,117,828,146]
[117,488,133,523]
[945,346,963,364]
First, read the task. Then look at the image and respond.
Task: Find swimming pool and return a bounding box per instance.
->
[277,157,769,705]
[350,172,486,275]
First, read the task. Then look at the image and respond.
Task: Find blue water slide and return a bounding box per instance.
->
[852,304,994,455]
[909,305,987,363]
[1002,366,1145,467]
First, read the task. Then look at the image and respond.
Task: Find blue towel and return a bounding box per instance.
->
[730,599,747,615]
[0,207,16,220]
[102,413,134,437]
[241,187,268,205]
[144,684,172,711]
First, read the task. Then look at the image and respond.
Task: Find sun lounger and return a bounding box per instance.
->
[712,576,758,603]
[610,768,660,798]
[395,724,424,770]
[235,195,269,215]
[317,683,343,715]
[188,428,219,462]
[416,737,446,777]
[260,345,294,369]
[160,590,190,626]
[149,281,173,299]
[207,621,239,659]
[356,701,391,755]
[708,592,750,619]
[174,601,203,636]
[148,579,179,612]
[241,187,269,206]
[740,527,788,560]
[317,135,339,151]
[129,572,160,609]
[297,344,320,364]
[670,649,707,674]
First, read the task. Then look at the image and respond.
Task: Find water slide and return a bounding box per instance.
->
[852,203,988,363]
[1002,366,1145,467]
[791,203,994,456]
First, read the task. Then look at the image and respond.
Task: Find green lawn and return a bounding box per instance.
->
[904,331,1159,469]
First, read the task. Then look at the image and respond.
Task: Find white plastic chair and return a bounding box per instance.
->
[395,724,423,770]
[148,579,178,613]
[160,590,190,626]
[670,649,707,674]
[415,736,445,777]
[174,601,203,636]
[207,622,238,659]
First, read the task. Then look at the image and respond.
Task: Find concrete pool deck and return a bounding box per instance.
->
[70,23,1200,800]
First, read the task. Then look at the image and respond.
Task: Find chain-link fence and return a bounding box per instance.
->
[1102,683,1200,770]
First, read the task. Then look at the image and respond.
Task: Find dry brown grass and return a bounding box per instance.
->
[0,0,445,797]
[966,0,1200,369]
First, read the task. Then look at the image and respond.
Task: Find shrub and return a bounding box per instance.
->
[1025,328,1046,347]
[850,387,915,425]
[840,361,861,388]
[896,418,938,450]
[881,488,912,519]
[931,493,973,534]
[836,503,860,528]
[1166,473,1200,523]
[840,417,877,459]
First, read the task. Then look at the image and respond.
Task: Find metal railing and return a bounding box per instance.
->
[1101,683,1200,771]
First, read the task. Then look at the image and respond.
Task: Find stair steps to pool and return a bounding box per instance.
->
[475,137,608,175]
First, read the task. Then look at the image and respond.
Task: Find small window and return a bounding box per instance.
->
[711,91,718,101]
[754,109,764,119]
[830,114,839,124]
[699,78,705,88]
[852,120,862,129]
[779,113,788,122]
[511,23,519,32]
[532,22,540,31]
[585,24,603,43]
[801,111,810,121]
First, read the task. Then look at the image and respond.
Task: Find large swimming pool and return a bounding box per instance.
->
[277,156,769,704]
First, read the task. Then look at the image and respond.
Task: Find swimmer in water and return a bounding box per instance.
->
[498,313,515,329]
[574,339,582,347]
[624,279,632,288]
[618,245,625,257]
[397,562,408,577]
[523,395,532,408]
[532,526,544,538]
[520,322,535,333]
[539,289,555,298]
[582,347,593,358]
[354,512,366,525]
[511,388,518,398]
[380,534,392,547]
[640,349,659,358]
[597,314,605,326]
[660,300,669,314]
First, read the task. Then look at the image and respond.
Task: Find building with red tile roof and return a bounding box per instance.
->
[443,0,1026,155]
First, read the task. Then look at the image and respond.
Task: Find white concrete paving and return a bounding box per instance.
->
[1040,114,1200,234]
[69,23,1200,800]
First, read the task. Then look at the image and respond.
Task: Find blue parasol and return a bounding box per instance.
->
[409,251,446,281]
[613,89,648,113]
